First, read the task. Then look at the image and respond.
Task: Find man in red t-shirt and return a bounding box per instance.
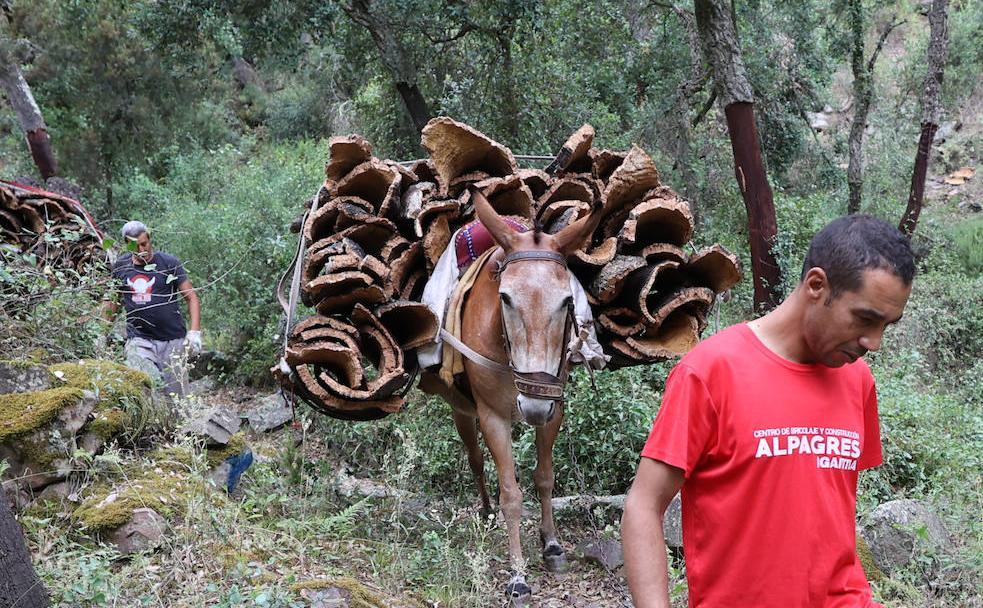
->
[622,215,915,608]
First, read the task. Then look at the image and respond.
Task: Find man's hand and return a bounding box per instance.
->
[185,330,202,357]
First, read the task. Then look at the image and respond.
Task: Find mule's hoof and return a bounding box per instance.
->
[506,579,532,606]
[544,551,568,573]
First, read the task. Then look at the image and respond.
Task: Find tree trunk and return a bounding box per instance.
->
[846,0,870,214]
[343,0,431,133]
[0,494,50,608]
[900,0,949,236]
[0,51,58,179]
[846,2,901,215]
[694,0,782,312]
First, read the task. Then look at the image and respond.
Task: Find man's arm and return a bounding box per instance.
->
[622,457,685,608]
[177,279,200,331]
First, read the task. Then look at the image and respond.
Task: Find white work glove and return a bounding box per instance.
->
[185,330,202,357]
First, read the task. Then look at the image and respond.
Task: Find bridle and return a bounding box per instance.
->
[439,248,576,402]
[495,249,576,402]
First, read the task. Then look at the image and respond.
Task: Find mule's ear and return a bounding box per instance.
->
[553,201,602,256]
[472,186,516,252]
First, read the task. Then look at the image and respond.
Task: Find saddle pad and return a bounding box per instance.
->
[455,217,529,271]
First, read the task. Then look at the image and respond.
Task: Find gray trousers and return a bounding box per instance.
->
[124,337,188,398]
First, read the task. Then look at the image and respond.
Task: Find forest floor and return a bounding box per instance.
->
[195,384,642,608]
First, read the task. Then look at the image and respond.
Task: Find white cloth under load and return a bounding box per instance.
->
[418,233,609,371]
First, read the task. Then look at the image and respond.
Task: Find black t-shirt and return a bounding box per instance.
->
[111,251,189,340]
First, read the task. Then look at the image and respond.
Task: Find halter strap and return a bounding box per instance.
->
[500,250,567,269]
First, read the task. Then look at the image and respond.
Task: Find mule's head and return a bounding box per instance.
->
[472,187,601,426]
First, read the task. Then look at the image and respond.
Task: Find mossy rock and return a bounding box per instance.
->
[87,408,133,442]
[72,467,211,532]
[290,577,387,608]
[857,534,886,582]
[49,359,153,441]
[0,386,85,442]
[49,359,151,410]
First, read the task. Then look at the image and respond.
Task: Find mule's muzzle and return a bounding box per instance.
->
[513,370,563,426]
[516,394,557,426]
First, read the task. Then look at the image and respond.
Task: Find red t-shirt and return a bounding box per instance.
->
[641,323,883,608]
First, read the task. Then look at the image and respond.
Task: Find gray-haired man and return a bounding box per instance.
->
[105,221,201,397]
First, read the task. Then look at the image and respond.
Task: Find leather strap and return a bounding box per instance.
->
[501,250,567,268]
[439,328,511,375]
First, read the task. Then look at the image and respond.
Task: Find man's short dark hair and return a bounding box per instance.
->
[801,215,915,298]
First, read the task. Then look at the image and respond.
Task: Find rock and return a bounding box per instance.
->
[187,377,216,396]
[105,507,166,554]
[958,199,982,213]
[861,499,949,574]
[933,121,960,144]
[299,587,349,607]
[806,111,830,131]
[576,537,624,571]
[35,480,73,503]
[0,362,50,394]
[552,493,625,513]
[243,393,293,433]
[663,494,682,548]
[1,390,99,490]
[180,406,240,446]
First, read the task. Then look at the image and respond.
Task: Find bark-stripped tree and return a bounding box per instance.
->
[0,495,50,608]
[694,0,782,312]
[899,0,949,236]
[0,9,58,179]
[342,0,432,133]
[846,1,902,214]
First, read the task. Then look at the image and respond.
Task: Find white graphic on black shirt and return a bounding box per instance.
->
[126,274,155,305]
[752,426,861,470]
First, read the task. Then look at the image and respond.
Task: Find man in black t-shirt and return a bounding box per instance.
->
[106,221,201,397]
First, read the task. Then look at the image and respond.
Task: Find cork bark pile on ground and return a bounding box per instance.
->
[276,118,740,419]
[0,181,104,270]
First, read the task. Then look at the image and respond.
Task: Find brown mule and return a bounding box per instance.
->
[420,187,601,605]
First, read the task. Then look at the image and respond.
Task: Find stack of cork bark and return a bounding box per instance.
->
[276,118,740,420]
[0,181,104,270]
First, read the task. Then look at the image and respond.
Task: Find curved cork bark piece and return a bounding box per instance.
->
[570,236,619,269]
[598,306,646,337]
[334,159,399,214]
[646,286,715,330]
[314,285,387,316]
[589,255,648,304]
[539,200,591,233]
[621,260,683,324]
[687,244,742,293]
[421,117,517,195]
[640,243,687,264]
[517,168,551,200]
[304,196,374,244]
[545,124,595,175]
[423,213,453,273]
[325,134,373,183]
[626,311,701,359]
[620,193,694,248]
[537,178,594,210]
[601,145,660,220]
[590,148,627,184]
[376,299,440,350]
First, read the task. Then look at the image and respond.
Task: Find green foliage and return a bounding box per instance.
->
[950,217,983,275]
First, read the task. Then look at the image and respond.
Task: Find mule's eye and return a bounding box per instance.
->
[500,293,513,307]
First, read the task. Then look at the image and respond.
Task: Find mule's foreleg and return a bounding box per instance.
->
[534,409,567,572]
[478,407,530,602]
[451,409,492,516]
